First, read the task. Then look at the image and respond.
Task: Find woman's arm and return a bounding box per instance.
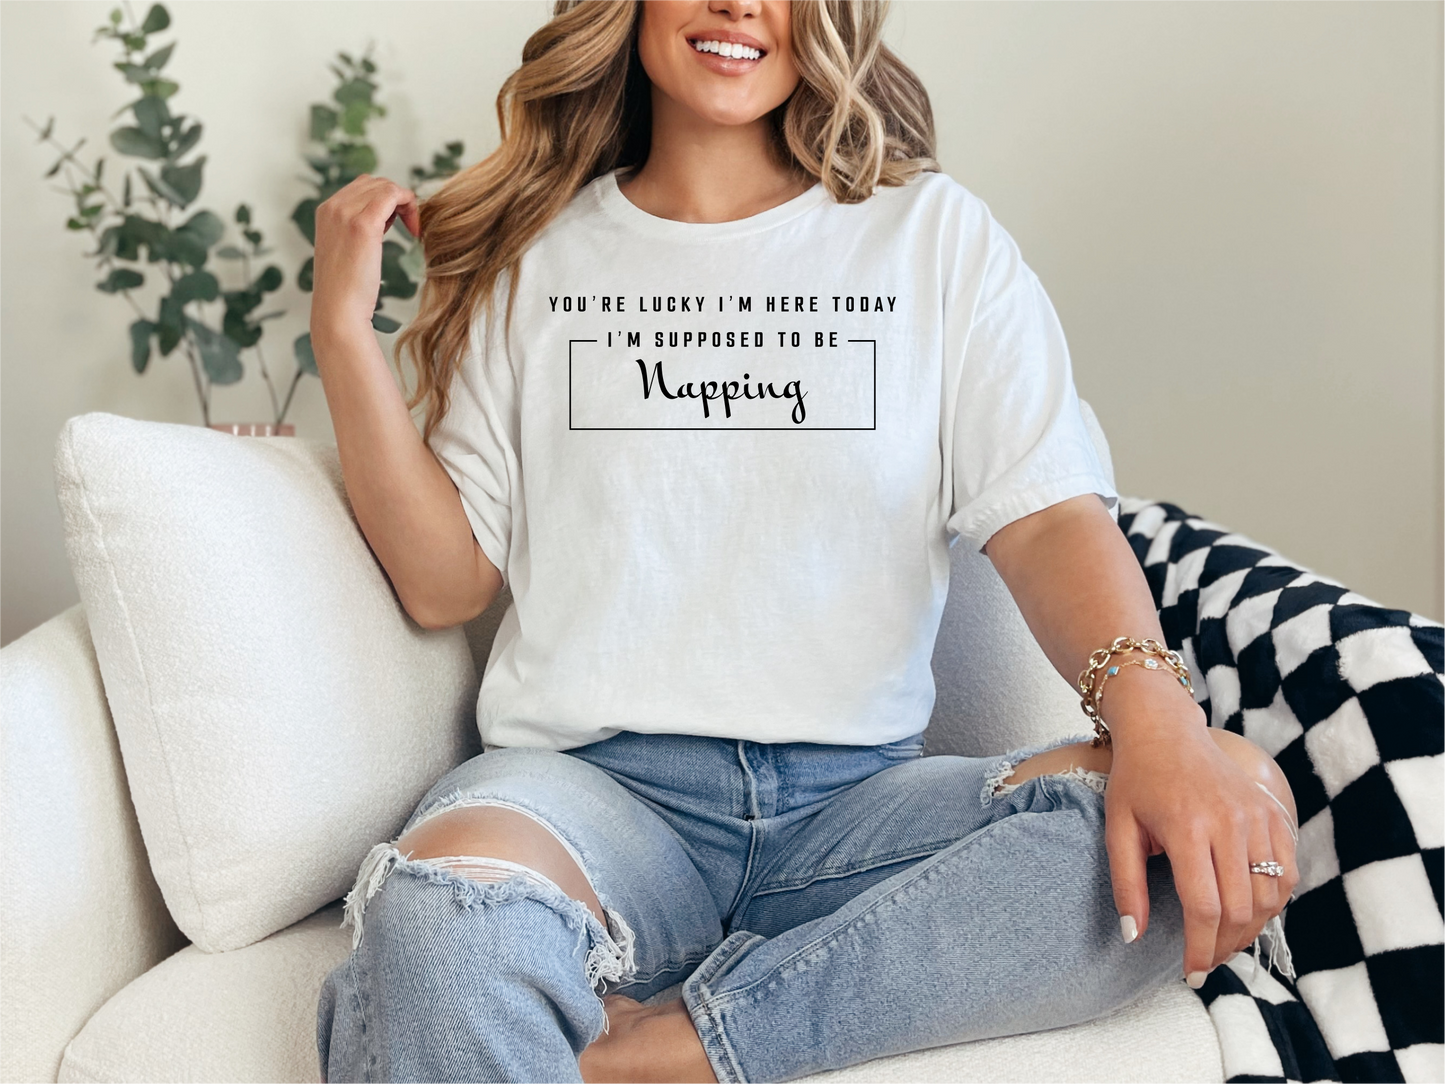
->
[984,493,1301,983]
[311,175,503,629]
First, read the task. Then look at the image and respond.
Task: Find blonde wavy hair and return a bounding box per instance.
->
[398,0,940,444]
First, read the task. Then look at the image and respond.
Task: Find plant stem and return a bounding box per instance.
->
[239,249,283,423]
[182,334,210,427]
[279,368,303,423]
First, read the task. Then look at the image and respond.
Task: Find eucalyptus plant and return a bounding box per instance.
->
[289,45,464,375]
[28,3,289,428]
[31,10,466,430]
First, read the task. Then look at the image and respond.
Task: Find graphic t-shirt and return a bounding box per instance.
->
[427,166,1116,751]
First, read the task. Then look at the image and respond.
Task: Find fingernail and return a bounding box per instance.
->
[1186,970,1208,989]
[1119,915,1138,943]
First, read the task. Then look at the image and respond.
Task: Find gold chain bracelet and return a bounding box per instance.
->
[1077,636,1194,748]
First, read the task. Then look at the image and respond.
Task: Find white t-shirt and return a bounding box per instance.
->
[427,166,1116,751]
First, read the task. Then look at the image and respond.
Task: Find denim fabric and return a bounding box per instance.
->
[316,729,1187,1083]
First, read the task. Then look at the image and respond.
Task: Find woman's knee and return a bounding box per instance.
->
[339,806,637,997]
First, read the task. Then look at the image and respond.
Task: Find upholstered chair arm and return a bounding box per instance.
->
[1,604,186,1084]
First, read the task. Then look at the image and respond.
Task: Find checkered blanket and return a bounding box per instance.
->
[1117,499,1443,1084]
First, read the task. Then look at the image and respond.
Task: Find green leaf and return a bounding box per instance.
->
[163,226,206,267]
[156,294,184,353]
[44,158,64,178]
[340,100,373,138]
[142,41,174,70]
[360,57,375,74]
[146,79,179,100]
[114,62,153,84]
[294,332,318,376]
[309,104,339,142]
[128,318,154,372]
[215,245,245,259]
[110,126,166,159]
[185,316,243,384]
[122,172,132,207]
[102,214,161,260]
[398,241,426,282]
[132,95,170,138]
[140,4,170,34]
[97,266,145,293]
[66,217,87,230]
[170,269,218,304]
[234,203,251,226]
[177,209,223,247]
[242,228,261,247]
[297,255,314,292]
[371,311,401,333]
[159,156,204,207]
[137,165,185,206]
[109,8,122,25]
[123,33,146,52]
[337,142,377,176]
[223,287,262,317]
[39,116,56,141]
[171,121,201,159]
[222,306,262,348]
[334,77,375,109]
[378,240,417,301]
[291,197,319,246]
[256,265,283,292]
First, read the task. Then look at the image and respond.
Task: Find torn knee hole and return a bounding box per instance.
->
[338,844,639,999]
[984,761,1111,801]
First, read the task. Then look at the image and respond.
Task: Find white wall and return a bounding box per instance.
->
[3,0,1440,647]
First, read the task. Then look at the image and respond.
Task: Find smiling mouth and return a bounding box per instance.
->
[687,36,766,61]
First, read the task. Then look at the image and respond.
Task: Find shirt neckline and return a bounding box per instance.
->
[594,166,830,241]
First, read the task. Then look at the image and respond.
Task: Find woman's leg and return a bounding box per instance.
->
[315,745,724,1083]
[590,729,1295,1083]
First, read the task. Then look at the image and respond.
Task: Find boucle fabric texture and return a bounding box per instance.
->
[53,413,481,952]
[1119,499,1444,1084]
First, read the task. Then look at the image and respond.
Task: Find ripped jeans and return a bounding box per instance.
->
[315,729,1189,1083]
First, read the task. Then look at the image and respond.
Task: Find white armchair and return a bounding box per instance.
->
[0,409,1225,1083]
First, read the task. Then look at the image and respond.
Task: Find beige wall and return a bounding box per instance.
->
[3,0,1441,648]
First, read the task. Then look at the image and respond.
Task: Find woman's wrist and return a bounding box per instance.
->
[1097,660,1208,744]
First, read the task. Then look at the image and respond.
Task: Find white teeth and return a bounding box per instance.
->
[692,39,761,60]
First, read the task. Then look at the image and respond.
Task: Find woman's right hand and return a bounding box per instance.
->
[311,174,422,342]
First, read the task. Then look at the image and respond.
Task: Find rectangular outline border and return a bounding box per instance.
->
[568,338,876,431]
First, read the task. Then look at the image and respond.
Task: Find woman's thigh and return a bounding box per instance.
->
[733,733,1130,937]
[394,744,727,1001]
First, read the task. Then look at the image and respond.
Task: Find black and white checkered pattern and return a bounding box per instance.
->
[1197,952,1337,1082]
[1118,499,1444,1084]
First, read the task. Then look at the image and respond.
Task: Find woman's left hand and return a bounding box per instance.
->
[1101,692,1301,985]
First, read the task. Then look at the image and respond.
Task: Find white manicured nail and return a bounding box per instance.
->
[1186,970,1208,989]
[1119,915,1138,943]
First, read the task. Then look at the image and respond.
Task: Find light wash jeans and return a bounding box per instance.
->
[316,729,1187,1083]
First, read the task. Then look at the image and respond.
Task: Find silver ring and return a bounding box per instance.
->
[1250,860,1285,877]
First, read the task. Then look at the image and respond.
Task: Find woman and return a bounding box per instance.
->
[311,2,1300,1081]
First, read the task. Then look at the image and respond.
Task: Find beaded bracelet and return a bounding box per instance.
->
[1077,636,1194,748]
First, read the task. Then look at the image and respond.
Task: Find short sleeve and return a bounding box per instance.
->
[425,281,520,588]
[943,208,1117,551]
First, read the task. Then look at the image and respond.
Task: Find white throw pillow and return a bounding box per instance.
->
[925,399,1116,757]
[54,413,480,952]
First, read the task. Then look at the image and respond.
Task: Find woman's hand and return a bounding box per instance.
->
[311,174,421,343]
[1102,681,1301,984]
